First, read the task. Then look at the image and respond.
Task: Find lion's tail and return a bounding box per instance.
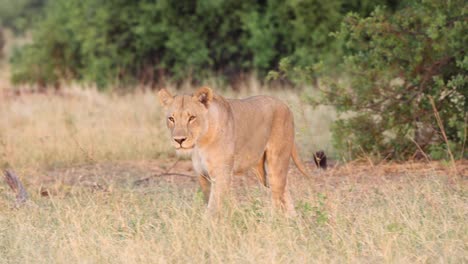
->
[291,143,311,177]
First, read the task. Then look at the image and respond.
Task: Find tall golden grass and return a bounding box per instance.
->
[1,162,466,263]
[0,82,335,169]
[0,79,466,263]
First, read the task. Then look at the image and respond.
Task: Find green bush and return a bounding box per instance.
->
[0,28,4,59]
[10,0,397,88]
[318,0,467,160]
[0,0,45,33]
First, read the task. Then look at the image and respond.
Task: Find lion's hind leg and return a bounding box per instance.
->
[265,145,296,217]
[254,152,269,187]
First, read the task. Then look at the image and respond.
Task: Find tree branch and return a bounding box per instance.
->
[3,169,29,206]
[133,159,196,186]
[133,172,196,186]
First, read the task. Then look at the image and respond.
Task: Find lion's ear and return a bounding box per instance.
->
[193,86,213,107]
[158,88,174,107]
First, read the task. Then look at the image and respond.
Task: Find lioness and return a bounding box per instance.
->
[158,87,310,216]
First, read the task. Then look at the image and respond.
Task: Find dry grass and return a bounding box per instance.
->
[0,83,335,169]
[0,88,172,168]
[0,83,466,263]
[0,160,466,263]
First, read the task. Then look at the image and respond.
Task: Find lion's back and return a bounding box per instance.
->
[225,95,295,173]
[227,95,291,121]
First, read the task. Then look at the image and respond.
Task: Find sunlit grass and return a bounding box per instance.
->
[0,83,335,169]
[0,169,465,263]
[0,83,465,263]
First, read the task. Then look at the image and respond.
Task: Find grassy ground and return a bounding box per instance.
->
[0,85,335,169]
[0,87,466,263]
[0,160,466,263]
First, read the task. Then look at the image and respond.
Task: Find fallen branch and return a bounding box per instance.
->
[134,159,196,186]
[134,172,196,186]
[429,96,458,175]
[3,169,29,206]
[314,151,328,170]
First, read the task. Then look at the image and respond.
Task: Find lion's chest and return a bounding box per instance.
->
[192,148,209,176]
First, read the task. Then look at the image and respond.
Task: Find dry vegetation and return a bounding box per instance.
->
[0,82,334,169]
[0,83,466,263]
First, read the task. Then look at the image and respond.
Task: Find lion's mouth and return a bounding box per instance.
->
[175,145,194,150]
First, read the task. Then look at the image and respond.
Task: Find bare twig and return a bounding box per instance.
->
[408,136,431,162]
[3,169,29,206]
[428,96,458,174]
[313,151,328,170]
[134,172,196,186]
[71,136,96,163]
[133,159,195,186]
[163,159,180,174]
[461,116,467,159]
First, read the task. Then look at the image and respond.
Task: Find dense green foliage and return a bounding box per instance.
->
[0,0,45,32]
[314,0,467,160]
[0,0,45,57]
[10,0,398,87]
[9,0,465,160]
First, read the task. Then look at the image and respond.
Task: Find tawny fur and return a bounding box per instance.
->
[158,87,310,216]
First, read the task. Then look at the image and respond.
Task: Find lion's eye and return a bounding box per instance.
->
[168,117,175,122]
[188,116,196,122]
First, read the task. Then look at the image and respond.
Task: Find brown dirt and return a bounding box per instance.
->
[20,159,467,199]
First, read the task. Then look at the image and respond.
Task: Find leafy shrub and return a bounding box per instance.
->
[319,0,467,160]
[10,0,398,88]
[0,0,45,33]
[0,28,4,58]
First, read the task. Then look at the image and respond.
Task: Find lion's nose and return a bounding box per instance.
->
[173,137,187,145]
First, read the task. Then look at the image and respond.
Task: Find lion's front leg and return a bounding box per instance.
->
[206,165,232,215]
[198,175,211,204]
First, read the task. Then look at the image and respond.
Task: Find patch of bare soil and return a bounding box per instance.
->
[18,159,467,199]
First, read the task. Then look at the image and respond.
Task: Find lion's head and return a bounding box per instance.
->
[158,87,213,154]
